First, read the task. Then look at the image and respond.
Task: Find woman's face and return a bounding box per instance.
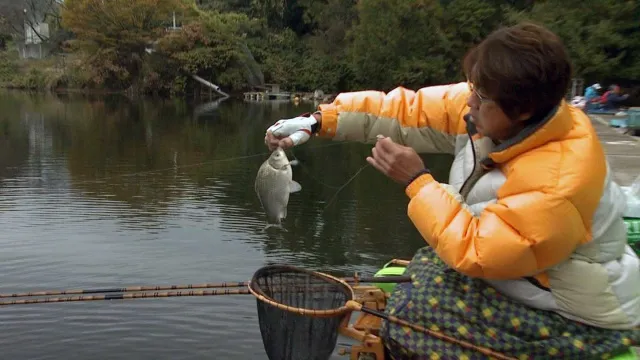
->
[466,82,530,141]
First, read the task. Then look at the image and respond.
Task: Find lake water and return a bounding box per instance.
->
[0,90,453,359]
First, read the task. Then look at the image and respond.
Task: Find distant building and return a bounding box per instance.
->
[18,20,52,59]
[17,1,62,60]
[24,21,49,45]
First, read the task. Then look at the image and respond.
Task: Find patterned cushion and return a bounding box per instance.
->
[380,246,640,359]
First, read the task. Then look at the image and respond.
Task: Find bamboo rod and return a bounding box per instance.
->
[0,282,248,299]
[0,276,410,299]
[0,288,251,307]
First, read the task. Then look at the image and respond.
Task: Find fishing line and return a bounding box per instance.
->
[68,141,350,187]
[288,150,341,189]
[288,142,365,190]
[287,143,372,211]
[321,164,370,210]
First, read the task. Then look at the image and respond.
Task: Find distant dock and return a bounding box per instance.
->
[243,91,292,101]
[242,83,334,102]
[243,83,293,102]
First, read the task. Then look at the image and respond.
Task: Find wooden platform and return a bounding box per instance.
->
[589,114,640,186]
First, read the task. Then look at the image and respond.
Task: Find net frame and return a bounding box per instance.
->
[248,262,517,360]
[248,264,355,317]
[248,264,359,360]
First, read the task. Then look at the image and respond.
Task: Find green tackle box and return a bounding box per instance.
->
[627,107,640,130]
[626,217,640,255]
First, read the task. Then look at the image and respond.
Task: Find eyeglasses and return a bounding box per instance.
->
[467,81,492,104]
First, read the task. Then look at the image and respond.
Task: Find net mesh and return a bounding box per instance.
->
[249,265,353,360]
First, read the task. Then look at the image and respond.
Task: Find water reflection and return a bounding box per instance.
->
[0,90,453,359]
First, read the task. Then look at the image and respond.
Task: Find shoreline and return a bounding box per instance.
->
[588,114,640,186]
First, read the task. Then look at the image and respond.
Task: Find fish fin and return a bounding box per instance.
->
[263,223,287,232]
[289,180,302,193]
[289,159,300,166]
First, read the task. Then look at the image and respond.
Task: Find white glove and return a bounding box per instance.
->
[266,114,318,146]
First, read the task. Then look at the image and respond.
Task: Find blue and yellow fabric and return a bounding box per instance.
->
[375,245,640,359]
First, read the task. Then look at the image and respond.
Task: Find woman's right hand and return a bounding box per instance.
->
[264,113,320,151]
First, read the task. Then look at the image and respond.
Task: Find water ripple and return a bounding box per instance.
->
[0,96,433,359]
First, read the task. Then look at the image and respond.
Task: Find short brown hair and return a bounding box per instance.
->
[463,22,573,120]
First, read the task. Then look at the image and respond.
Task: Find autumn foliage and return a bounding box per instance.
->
[60,0,195,90]
[3,0,636,98]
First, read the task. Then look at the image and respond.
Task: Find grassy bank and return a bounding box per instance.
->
[0,47,94,92]
[2,47,639,107]
[0,46,253,98]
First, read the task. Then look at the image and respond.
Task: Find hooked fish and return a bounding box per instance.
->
[254,147,302,229]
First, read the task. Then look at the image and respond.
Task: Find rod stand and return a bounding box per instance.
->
[338,285,388,359]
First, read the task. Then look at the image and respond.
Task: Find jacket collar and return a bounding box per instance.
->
[464,101,573,167]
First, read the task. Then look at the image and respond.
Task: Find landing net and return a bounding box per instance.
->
[248,265,353,360]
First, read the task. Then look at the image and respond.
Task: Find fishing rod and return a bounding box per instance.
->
[0,281,249,299]
[0,276,410,307]
[0,288,251,307]
[0,275,411,299]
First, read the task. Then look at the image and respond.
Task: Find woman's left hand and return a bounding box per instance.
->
[366,136,427,184]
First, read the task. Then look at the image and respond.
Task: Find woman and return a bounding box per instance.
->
[265,22,640,358]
